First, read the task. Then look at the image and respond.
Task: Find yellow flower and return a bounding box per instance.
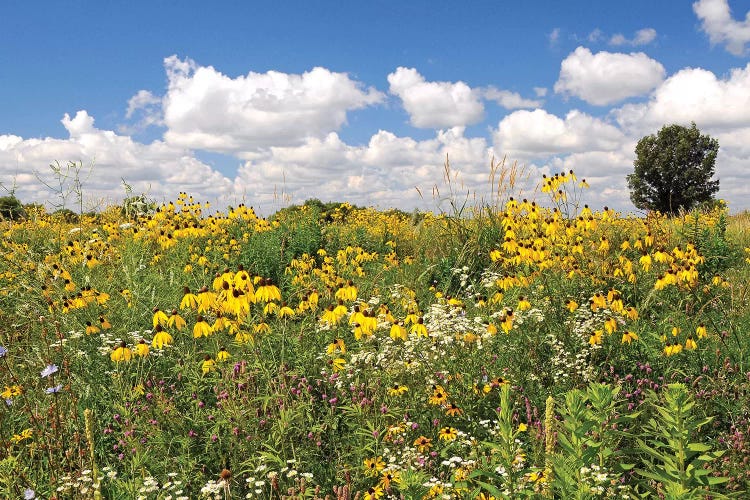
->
[379,470,401,489]
[85,322,100,335]
[134,339,149,357]
[99,316,112,329]
[410,318,428,337]
[201,355,216,375]
[604,317,618,334]
[428,385,449,405]
[363,456,385,477]
[685,337,697,350]
[110,342,132,362]
[389,322,407,341]
[193,316,213,338]
[625,307,639,320]
[388,383,408,396]
[168,310,187,331]
[565,299,579,313]
[151,325,173,349]
[331,358,346,372]
[621,331,639,344]
[253,322,270,334]
[589,330,603,345]
[517,422,528,432]
[438,427,458,441]
[180,287,199,309]
[10,428,33,443]
[517,296,531,311]
[413,435,432,453]
[445,403,463,417]
[696,324,707,339]
[363,485,383,500]
[216,348,231,361]
[152,308,169,328]
[327,338,346,355]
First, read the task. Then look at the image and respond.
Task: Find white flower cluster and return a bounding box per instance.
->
[135,473,187,500]
[579,464,630,498]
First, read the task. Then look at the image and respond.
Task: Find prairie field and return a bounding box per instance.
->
[2,172,750,499]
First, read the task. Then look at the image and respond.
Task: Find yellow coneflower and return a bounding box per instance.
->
[589,330,603,346]
[388,383,408,396]
[379,470,400,489]
[110,342,132,362]
[278,302,295,319]
[410,318,428,337]
[326,338,346,356]
[152,307,169,328]
[604,317,618,334]
[363,456,385,477]
[500,310,514,334]
[438,427,458,441]
[216,347,231,362]
[696,324,707,339]
[99,316,112,329]
[685,337,697,350]
[253,322,270,334]
[193,316,213,338]
[621,331,638,344]
[201,355,216,375]
[151,325,173,349]
[389,322,407,341]
[446,402,463,417]
[413,435,432,453]
[363,485,384,500]
[517,296,531,311]
[428,385,449,405]
[85,321,100,335]
[330,358,346,372]
[134,339,149,357]
[168,309,187,331]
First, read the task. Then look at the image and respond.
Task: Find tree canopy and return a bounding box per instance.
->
[627,123,719,215]
[0,195,25,220]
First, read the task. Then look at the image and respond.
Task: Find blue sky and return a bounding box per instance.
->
[1,0,749,215]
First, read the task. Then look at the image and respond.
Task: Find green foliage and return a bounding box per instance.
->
[551,383,635,499]
[681,208,740,275]
[0,195,25,220]
[627,123,719,214]
[635,383,731,498]
[121,194,156,219]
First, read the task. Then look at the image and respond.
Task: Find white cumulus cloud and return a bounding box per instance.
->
[494,109,625,157]
[554,47,666,106]
[614,63,750,132]
[161,55,384,153]
[0,111,233,209]
[482,87,542,109]
[694,0,750,55]
[387,67,484,128]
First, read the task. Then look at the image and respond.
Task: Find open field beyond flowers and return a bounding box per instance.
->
[2,172,750,499]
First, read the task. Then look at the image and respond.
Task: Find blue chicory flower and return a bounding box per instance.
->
[41,364,58,378]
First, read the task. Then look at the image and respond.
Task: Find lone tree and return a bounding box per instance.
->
[0,195,25,221]
[627,122,719,214]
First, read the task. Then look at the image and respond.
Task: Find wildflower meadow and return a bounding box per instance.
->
[2,162,750,499]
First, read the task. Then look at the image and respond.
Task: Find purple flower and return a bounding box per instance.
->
[45,384,63,394]
[0,345,7,357]
[24,488,35,499]
[41,364,58,378]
